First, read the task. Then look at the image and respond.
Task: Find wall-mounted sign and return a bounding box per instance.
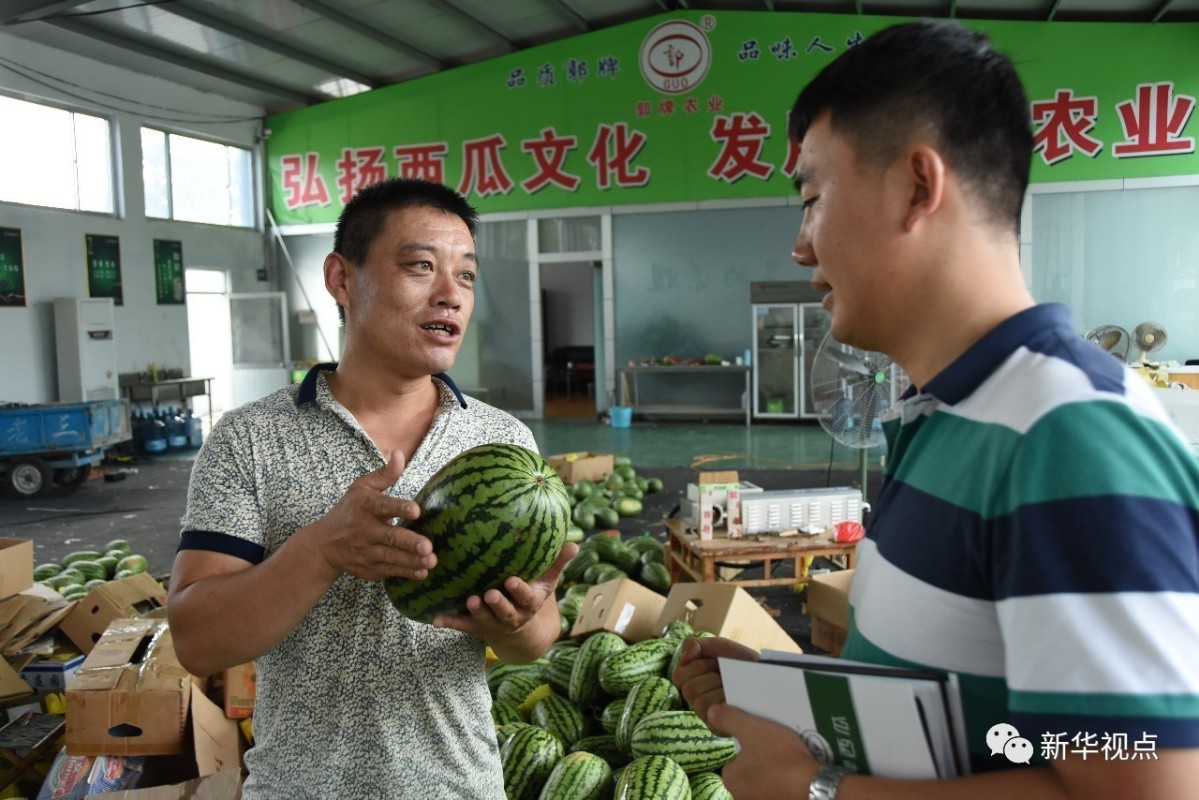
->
[153,239,185,305]
[264,11,1199,226]
[85,234,123,306]
[0,227,26,308]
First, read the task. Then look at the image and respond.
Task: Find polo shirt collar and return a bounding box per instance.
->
[916,303,1074,406]
[295,362,468,409]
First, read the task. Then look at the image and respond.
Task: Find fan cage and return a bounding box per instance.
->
[810,334,903,449]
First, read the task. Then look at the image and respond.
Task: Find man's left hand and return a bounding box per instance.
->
[432,542,578,654]
[706,703,820,800]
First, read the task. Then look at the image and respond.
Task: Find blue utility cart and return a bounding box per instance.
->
[0,399,131,498]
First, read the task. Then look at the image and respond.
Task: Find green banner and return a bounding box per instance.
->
[265,11,1199,226]
[153,239,185,305]
[0,227,26,308]
[85,233,122,306]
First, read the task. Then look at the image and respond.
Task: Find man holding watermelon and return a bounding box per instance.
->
[674,20,1199,800]
[168,178,574,798]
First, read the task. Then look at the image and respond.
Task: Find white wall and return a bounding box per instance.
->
[0,33,268,404]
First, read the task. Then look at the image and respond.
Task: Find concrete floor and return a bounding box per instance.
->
[0,417,873,650]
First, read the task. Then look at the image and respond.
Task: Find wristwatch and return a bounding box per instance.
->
[808,764,854,800]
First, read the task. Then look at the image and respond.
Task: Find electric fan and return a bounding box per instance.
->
[1133,321,1168,364]
[809,331,907,501]
[1083,325,1131,362]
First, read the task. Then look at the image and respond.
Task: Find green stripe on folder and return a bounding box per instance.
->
[805,670,870,774]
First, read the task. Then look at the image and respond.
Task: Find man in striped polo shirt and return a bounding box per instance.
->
[674,20,1199,800]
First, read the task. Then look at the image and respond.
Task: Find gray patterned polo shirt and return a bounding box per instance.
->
[179,364,538,799]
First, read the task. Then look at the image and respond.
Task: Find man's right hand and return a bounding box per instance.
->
[314,449,437,582]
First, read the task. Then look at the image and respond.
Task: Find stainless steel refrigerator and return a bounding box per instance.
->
[750,281,830,420]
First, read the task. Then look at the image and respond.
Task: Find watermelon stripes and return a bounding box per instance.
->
[384,443,571,622]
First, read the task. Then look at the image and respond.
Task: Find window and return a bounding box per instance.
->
[142,128,254,227]
[0,95,114,213]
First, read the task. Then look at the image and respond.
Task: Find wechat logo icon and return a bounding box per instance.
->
[987,723,1033,765]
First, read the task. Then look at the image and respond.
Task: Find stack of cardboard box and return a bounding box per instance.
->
[0,535,251,798]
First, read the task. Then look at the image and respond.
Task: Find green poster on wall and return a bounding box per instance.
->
[86,233,123,306]
[0,227,26,308]
[153,239,185,305]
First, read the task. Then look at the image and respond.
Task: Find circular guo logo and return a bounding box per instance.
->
[799,729,835,765]
[639,20,712,95]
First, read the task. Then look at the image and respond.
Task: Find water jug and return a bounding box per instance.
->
[166,407,188,450]
[143,413,167,454]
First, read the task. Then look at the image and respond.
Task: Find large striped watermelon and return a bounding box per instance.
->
[384,443,571,622]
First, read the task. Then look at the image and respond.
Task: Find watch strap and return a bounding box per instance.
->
[808,764,854,800]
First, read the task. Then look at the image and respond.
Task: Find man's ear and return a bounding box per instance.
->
[324,251,351,308]
[903,145,946,232]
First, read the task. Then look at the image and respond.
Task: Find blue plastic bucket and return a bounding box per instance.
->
[610,406,633,428]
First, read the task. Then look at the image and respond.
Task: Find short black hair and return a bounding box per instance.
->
[788,20,1032,233]
[332,177,478,324]
[333,177,478,266]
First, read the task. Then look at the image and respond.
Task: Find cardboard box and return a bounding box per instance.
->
[570,577,668,643]
[654,582,803,654]
[46,683,241,799]
[221,662,255,719]
[0,538,33,601]
[684,473,764,539]
[66,618,191,756]
[60,573,168,654]
[0,584,78,655]
[806,569,854,656]
[547,452,614,484]
[21,652,86,697]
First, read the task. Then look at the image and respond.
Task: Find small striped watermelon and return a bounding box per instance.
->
[569,632,628,708]
[532,692,588,746]
[690,771,733,800]
[537,751,612,800]
[487,661,546,694]
[501,725,565,800]
[630,710,737,774]
[613,754,690,800]
[496,721,534,748]
[491,698,524,726]
[569,733,630,768]
[384,443,571,623]
[600,696,628,734]
[598,638,676,696]
[617,676,681,752]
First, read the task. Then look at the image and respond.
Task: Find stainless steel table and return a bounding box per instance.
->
[618,364,752,426]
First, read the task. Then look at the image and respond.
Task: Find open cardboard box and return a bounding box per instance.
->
[806,568,854,656]
[42,682,241,799]
[0,538,33,601]
[546,452,615,485]
[60,572,168,654]
[654,582,803,654]
[66,617,191,757]
[570,577,667,643]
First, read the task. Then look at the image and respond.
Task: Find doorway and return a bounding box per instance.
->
[541,260,596,419]
[185,268,233,424]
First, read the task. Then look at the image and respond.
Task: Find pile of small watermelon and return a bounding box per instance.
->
[490,619,735,800]
[564,456,664,539]
[33,539,151,602]
[556,532,671,638]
